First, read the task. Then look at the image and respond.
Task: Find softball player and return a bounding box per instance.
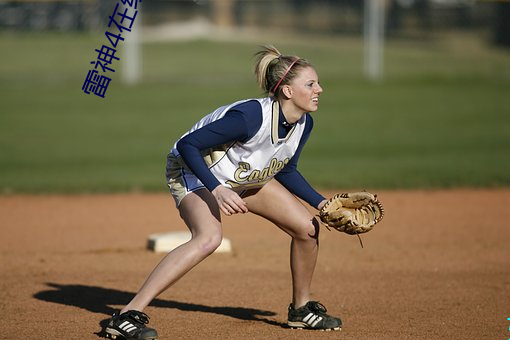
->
[105,45,341,340]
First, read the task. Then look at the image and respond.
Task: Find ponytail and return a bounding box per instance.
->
[253,45,312,96]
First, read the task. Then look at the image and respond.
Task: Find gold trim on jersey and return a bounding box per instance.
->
[172,143,234,172]
[271,100,298,145]
[201,143,233,167]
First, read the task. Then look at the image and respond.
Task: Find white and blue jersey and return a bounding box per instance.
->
[167,97,324,208]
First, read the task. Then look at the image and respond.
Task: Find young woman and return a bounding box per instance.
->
[105,45,342,340]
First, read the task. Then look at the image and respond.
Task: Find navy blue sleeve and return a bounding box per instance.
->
[176,100,262,192]
[275,114,326,209]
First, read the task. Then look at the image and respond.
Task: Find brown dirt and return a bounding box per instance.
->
[1,189,510,339]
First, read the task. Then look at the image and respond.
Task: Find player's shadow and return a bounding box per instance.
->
[34,282,285,337]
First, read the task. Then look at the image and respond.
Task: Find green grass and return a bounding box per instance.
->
[0,32,509,193]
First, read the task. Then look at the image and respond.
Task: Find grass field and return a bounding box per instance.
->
[0,31,509,193]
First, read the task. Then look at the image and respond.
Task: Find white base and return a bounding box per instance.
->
[147,231,232,253]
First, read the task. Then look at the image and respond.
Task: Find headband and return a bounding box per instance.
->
[271,58,299,94]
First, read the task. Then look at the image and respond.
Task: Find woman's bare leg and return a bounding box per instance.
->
[121,189,222,313]
[243,180,320,309]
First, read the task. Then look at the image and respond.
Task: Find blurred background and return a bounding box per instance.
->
[0,0,509,193]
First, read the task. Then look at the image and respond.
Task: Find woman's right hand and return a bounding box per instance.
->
[211,185,249,216]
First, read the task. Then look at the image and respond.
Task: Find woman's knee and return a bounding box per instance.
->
[292,217,321,241]
[192,230,223,256]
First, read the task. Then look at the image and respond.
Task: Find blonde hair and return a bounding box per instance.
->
[253,45,312,97]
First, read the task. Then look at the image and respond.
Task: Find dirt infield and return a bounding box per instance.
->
[1,189,509,339]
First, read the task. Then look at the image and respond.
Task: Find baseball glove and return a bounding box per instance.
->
[318,192,384,237]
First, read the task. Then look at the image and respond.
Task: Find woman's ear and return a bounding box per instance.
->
[282,85,293,99]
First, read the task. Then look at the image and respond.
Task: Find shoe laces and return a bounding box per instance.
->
[126,310,150,325]
[307,301,327,314]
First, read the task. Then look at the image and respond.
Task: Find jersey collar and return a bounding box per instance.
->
[271,100,300,145]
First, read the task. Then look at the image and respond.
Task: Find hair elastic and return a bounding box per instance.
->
[271,58,299,94]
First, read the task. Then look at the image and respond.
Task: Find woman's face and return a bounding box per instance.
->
[287,66,323,113]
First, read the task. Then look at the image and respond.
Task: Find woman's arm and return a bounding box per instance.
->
[275,114,326,209]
